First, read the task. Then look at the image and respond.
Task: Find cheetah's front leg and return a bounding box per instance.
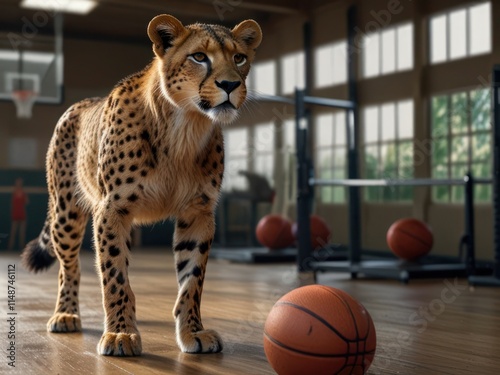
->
[93,201,142,356]
[173,208,222,353]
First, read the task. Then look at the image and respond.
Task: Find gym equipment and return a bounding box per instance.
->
[469,65,500,287]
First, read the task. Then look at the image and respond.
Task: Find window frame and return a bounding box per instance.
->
[428,1,492,65]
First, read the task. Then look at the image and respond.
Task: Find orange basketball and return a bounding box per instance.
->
[386,218,433,260]
[256,215,294,250]
[291,215,332,250]
[310,215,331,249]
[264,285,376,375]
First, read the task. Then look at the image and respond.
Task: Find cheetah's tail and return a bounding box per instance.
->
[21,218,56,273]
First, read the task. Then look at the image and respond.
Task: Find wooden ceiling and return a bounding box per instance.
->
[0,0,334,44]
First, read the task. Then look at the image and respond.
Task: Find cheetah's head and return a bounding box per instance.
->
[148,14,262,125]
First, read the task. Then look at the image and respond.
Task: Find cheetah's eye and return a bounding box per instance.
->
[234,54,247,67]
[191,52,208,63]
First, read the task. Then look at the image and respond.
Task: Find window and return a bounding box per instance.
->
[429,2,491,64]
[224,128,249,191]
[283,119,296,152]
[363,100,414,202]
[281,51,305,95]
[248,60,276,95]
[314,112,347,203]
[363,23,413,78]
[431,88,491,202]
[282,119,297,203]
[314,41,347,88]
[253,122,275,182]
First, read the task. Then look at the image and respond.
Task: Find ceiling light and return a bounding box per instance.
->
[20,0,98,15]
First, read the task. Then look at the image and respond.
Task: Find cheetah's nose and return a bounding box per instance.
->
[215,80,241,95]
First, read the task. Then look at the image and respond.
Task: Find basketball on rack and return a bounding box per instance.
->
[264,285,376,375]
[256,214,294,250]
[386,218,434,260]
[291,214,332,250]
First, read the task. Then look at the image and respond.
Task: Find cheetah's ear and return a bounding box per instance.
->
[232,20,262,51]
[148,14,187,57]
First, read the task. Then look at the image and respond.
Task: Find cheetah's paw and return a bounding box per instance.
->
[47,313,81,333]
[98,332,142,356]
[178,329,223,353]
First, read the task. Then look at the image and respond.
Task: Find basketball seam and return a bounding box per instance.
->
[395,227,432,249]
[263,331,376,359]
[274,301,351,343]
[318,286,376,375]
[318,286,365,375]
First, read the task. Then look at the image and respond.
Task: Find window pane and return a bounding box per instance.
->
[381,28,396,74]
[451,136,469,162]
[365,146,378,178]
[432,138,449,166]
[284,120,295,150]
[318,169,333,203]
[254,61,276,95]
[254,122,274,153]
[334,147,346,168]
[449,9,467,60]
[450,92,468,134]
[332,42,347,85]
[398,141,413,171]
[334,112,346,145]
[281,52,305,94]
[225,128,249,191]
[316,114,334,147]
[364,106,379,143]
[365,145,379,201]
[381,144,397,176]
[472,133,491,162]
[317,149,333,170]
[381,103,396,141]
[255,155,273,181]
[225,158,248,190]
[430,15,447,63]
[432,96,449,137]
[398,100,413,138]
[364,33,380,78]
[472,162,492,201]
[315,42,347,87]
[397,23,413,70]
[432,165,449,202]
[469,2,491,56]
[451,164,467,202]
[471,89,491,131]
[226,128,248,157]
[315,44,334,87]
[332,169,346,202]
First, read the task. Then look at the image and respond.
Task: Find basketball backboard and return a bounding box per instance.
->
[0,13,64,116]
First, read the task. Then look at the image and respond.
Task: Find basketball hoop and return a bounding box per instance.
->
[12,90,37,119]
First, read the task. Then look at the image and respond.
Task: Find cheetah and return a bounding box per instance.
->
[21,14,262,356]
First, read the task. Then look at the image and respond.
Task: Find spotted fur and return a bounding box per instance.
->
[21,14,262,356]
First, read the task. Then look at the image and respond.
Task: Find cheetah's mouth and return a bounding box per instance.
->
[198,100,236,111]
[199,100,239,125]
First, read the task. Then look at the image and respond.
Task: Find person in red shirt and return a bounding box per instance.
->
[8,178,29,250]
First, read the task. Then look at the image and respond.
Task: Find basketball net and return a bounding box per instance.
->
[12,90,37,119]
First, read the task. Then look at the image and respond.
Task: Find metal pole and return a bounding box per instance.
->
[296,89,313,272]
[464,174,476,275]
[347,5,361,268]
[494,65,500,278]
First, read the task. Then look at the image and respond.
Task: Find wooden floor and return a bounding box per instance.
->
[1,249,499,375]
